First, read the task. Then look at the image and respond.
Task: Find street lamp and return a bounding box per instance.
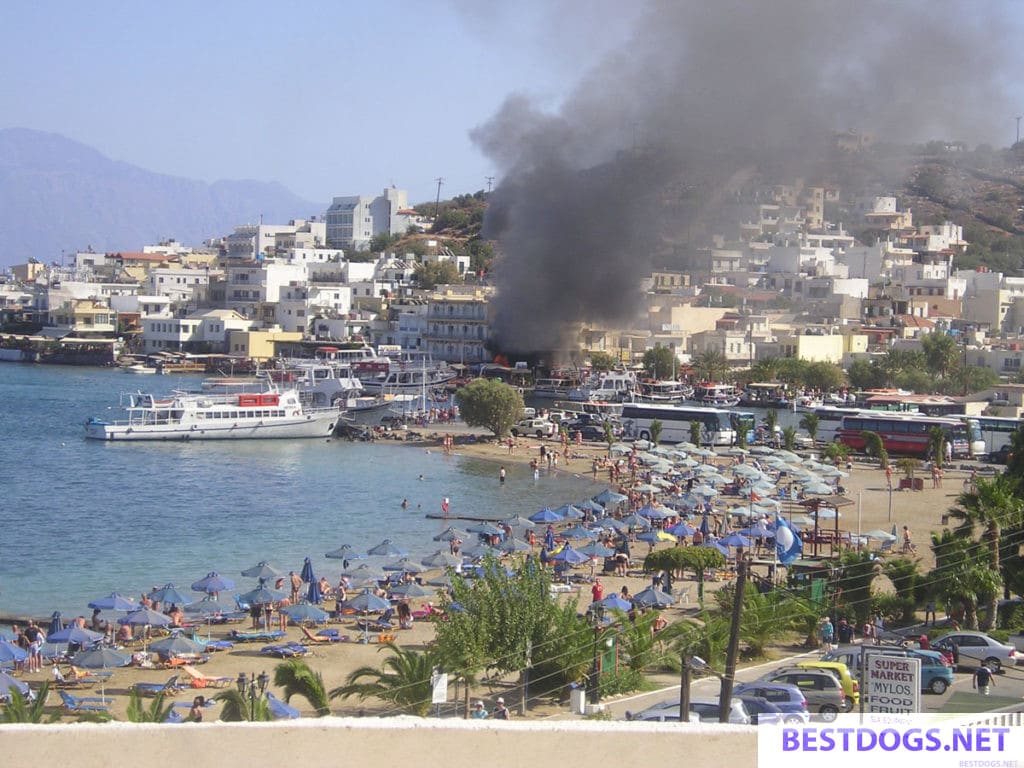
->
[588,603,606,705]
[236,670,269,721]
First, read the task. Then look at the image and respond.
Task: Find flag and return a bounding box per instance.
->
[775,514,802,566]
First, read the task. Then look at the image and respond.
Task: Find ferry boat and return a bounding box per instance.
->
[84,386,338,441]
[568,371,639,402]
[737,382,790,408]
[531,377,579,399]
[632,379,692,404]
[359,352,457,395]
[690,382,740,407]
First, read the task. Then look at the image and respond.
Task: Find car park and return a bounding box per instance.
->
[625,697,751,724]
[930,631,1020,673]
[758,668,846,721]
[732,682,810,722]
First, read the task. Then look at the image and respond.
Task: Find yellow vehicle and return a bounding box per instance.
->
[798,660,859,709]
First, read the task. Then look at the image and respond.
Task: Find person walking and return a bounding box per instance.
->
[973,662,995,696]
[499,466,506,484]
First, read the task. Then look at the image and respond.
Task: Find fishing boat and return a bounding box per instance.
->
[84,385,338,441]
[359,351,457,395]
[690,382,740,407]
[632,379,692,404]
[568,371,639,402]
[737,382,790,408]
[123,363,159,375]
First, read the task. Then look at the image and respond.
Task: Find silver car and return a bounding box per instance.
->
[625,697,751,724]
[931,631,1019,673]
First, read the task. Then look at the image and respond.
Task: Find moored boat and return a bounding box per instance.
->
[690,382,740,408]
[84,386,338,441]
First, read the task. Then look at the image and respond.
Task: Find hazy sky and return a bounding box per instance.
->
[1,0,640,205]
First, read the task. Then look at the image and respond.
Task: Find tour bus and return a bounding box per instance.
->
[972,415,1024,455]
[834,412,982,459]
[620,403,736,446]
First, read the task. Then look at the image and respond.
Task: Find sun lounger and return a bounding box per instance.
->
[200,639,234,651]
[180,664,233,688]
[59,690,110,714]
[229,629,286,643]
[260,642,307,659]
[266,691,300,720]
[300,626,342,644]
[131,675,184,697]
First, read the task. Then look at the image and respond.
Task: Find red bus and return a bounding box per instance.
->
[834,413,979,459]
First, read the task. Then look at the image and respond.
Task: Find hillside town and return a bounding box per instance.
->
[4,164,1024,418]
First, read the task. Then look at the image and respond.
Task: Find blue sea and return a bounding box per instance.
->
[0,364,597,619]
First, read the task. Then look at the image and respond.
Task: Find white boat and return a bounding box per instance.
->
[360,357,457,395]
[531,377,578,399]
[84,386,339,441]
[690,382,740,408]
[569,371,639,402]
[124,363,159,375]
[632,379,692,404]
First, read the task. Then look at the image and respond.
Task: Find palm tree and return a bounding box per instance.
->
[928,426,946,469]
[947,475,1024,629]
[603,421,615,457]
[0,682,62,724]
[692,349,730,382]
[781,426,797,451]
[649,419,663,446]
[798,412,820,442]
[689,420,702,446]
[765,409,779,435]
[214,688,272,722]
[330,643,436,717]
[860,430,888,468]
[126,690,175,723]
[749,357,780,383]
[274,658,330,716]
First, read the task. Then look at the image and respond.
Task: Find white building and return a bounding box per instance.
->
[224,224,299,260]
[142,309,253,352]
[145,267,213,303]
[224,262,308,318]
[324,187,412,249]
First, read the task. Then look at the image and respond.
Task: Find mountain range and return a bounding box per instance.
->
[0,128,323,268]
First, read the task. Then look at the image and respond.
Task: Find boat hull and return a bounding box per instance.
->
[85,411,337,441]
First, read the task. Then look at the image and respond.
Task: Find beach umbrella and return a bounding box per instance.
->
[719,532,752,549]
[593,489,628,506]
[147,634,205,657]
[0,670,30,700]
[238,586,287,607]
[46,624,104,645]
[727,447,749,456]
[637,504,672,520]
[749,446,774,456]
[241,562,283,580]
[503,515,536,529]
[636,530,676,544]
[367,539,408,557]
[420,551,462,569]
[733,464,762,478]
[549,545,590,566]
[739,524,773,539]
[72,646,131,701]
[597,594,633,612]
[307,578,322,605]
[324,544,366,560]
[602,518,630,534]
[700,540,730,556]
[425,573,453,588]
[148,584,192,606]
[432,527,471,542]
[499,538,533,554]
[619,513,652,530]
[382,558,425,574]
[666,521,697,537]
[552,503,585,520]
[577,498,606,514]
[775,450,801,462]
[803,482,835,496]
[48,611,64,636]
[390,582,433,599]
[577,541,616,558]
[561,524,600,540]
[342,563,387,581]
[816,508,842,520]
[182,596,235,617]
[190,572,236,595]
[820,467,849,478]
[0,639,28,666]
[87,592,137,612]
[281,603,329,624]
[632,586,675,608]
[691,484,719,498]
[347,590,391,614]
[463,542,501,559]
[467,522,504,536]
[865,529,897,542]
[528,507,564,523]
[632,483,660,494]
[675,457,699,468]
[299,557,315,584]
[632,439,652,450]
[609,443,633,455]
[118,608,173,628]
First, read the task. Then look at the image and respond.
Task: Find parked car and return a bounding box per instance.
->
[569,424,608,442]
[989,444,1013,465]
[797,661,859,708]
[930,631,1020,673]
[625,697,750,724]
[510,418,556,438]
[821,646,954,695]
[758,668,845,721]
[732,682,810,722]
[737,695,808,725]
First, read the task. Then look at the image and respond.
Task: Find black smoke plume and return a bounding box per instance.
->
[471,0,1018,355]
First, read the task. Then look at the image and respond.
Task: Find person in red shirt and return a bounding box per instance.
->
[591,579,604,603]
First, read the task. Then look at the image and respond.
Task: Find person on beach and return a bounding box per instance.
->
[190,695,206,722]
[901,525,916,554]
[289,571,302,603]
[23,620,44,672]
[499,466,506,484]
[591,579,604,602]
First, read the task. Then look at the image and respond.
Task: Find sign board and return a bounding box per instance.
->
[430,671,448,704]
[863,651,920,713]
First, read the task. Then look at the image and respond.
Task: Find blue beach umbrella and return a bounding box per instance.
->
[307,579,322,605]
[282,603,329,624]
[632,586,675,609]
[666,521,697,537]
[432,527,471,542]
[0,670,30,700]
[239,586,287,606]
[87,592,137,612]
[619,513,652,530]
[382,558,425,574]
[118,608,173,628]
[182,596,235,617]
[46,624,104,645]
[528,507,563,523]
[467,522,504,536]
[577,541,616,558]
[637,504,672,520]
[593,489,628,506]
[190,572,236,595]
[324,544,366,560]
[576,498,605,514]
[241,562,283,580]
[0,640,28,666]
[700,540,729,556]
[420,551,463,569]
[560,525,599,541]
[48,611,64,636]
[347,590,391,614]
[267,691,301,720]
[597,594,633,612]
[390,582,433,599]
[367,539,408,557]
[299,557,315,584]
[147,634,206,657]
[551,503,585,520]
[719,532,752,549]
[549,545,590,566]
[499,538,533,554]
[636,529,676,545]
[148,584,193,606]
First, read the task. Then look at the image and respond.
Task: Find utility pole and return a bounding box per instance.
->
[434,177,444,219]
[485,176,495,193]
[718,554,747,722]
[1016,116,1022,146]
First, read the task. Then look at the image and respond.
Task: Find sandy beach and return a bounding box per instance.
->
[12,423,979,721]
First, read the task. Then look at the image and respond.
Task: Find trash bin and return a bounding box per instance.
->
[568,684,586,715]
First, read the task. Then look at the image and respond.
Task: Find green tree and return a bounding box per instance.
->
[920,332,959,379]
[776,358,809,386]
[274,658,331,716]
[644,546,725,607]
[928,426,946,469]
[895,457,921,482]
[749,357,781,382]
[649,419,663,445]
[765,409,779,435]
[330,643,436,717]
[822,442,850,461]
[214,688,272,721]
[947,475,1024,629]
[0,682,62,724]
[690,420,703,446]
[613,608,675,673]
[414,261,463,290]
[589,351,618,371]
[669,612,732,671]
[836,551,880,629]
[691,349,730,382]
[803,361,845,392]
[928,529,1000,630]
[781,426,797,450]
[604,422,616,456]
[642,346,677,379]
[846,359,884,390]
[126,690,174,723]
[455,379,524,437]
[799,412,820,442]
[882,558,922,625]
[860,430,889,468]
[715,587,808,657]
[369,232,398,252]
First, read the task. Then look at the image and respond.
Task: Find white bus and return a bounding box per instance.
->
[972,415,1024,455]
[620,403,736,446]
